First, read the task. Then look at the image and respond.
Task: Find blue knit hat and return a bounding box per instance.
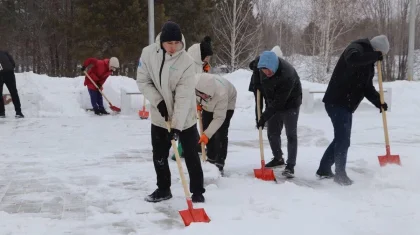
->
[257,51,279,73]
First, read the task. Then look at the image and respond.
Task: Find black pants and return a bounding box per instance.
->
[318,104,352,175]
[152,124,205,194]
[267,107,300,167]
[202,110,234,167]
[0,71,21,114]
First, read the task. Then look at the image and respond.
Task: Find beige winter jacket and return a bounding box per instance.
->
[195,73,237,139]
[136,33,197,131]
[187,43,204,75]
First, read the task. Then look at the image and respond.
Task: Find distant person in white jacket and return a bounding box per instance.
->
[195,73,237,174]
[136,21,205,203]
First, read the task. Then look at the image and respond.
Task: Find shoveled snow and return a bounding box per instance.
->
[0,69,419,235]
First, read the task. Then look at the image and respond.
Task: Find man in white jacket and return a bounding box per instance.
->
[195,73,237,174]
[137,21,205,203]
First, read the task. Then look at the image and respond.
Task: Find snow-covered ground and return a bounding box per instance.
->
[1,70,419,235]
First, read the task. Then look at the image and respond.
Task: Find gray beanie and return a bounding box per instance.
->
[370,35,390,55]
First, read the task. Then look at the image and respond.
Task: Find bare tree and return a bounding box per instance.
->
[212,0,260,72]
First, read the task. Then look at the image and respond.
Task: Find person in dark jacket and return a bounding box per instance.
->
[256,51,302,178]
[248,56,264,126]
[0,50,24,118]
[316,35,389,186]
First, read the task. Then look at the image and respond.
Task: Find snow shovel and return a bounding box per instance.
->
[253,90,276,181]
[376,61,401,167]
[139,97,149,119]
[165,122,210,226]
[84,71,121,112]
[197,109,207,162]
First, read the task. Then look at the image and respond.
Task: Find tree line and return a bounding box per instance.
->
[0,0,418,81]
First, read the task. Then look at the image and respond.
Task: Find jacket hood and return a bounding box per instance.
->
[187,43,203,66]
[195,73,217,98]
[154,32,186,56]
[271,45,283,57]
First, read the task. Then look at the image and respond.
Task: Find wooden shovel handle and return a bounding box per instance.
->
[165,122,191,199]
[197,110,207,162]
[377,61,390,147]
[84,71,113,105]
[257,90,265,162]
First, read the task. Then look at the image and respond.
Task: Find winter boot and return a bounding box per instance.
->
[15,111,24,118]
[93,108,102,115]
[0,112,5,118]
[282,165,295,178]
[265,157,285,168]
[144,188,172,203]
[215,163,224,176]
[99,107,110,115]
[316,169,335,179]
[191,193,205,203]
[334,173,353,186]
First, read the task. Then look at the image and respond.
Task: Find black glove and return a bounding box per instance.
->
[157,100,169,121]
[376,51,383,61]
[376,102,388,113]
[256,116,266,130]
[169,128,181,141]
[81,66,86,72]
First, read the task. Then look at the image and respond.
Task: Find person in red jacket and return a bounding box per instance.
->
[81,57,119,115]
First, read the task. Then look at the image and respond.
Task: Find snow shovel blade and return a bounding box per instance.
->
[179,199,210,226]
[254,168,275,181]
[110,105,121,112]
[378,154,401,167]
[139,107,149,119]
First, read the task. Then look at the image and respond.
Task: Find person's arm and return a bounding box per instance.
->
[136,51,164,107]
[203,95,228,139]
[344,43,381,66]
[171,64,196,131]
[364,77,381,107]
[5,52,15,69]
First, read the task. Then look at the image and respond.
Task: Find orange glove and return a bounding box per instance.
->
[197,104,203,111]
[198,133,209,145]
[203,63,210,73]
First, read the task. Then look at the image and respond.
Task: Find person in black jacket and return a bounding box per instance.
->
[256,51,302,178]
[316,35,389,186]
[0,50,23,118]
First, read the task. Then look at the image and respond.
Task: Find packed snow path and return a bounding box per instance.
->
[1,109,419,235]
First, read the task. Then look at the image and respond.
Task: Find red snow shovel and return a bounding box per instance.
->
[139,97,149,119]
[376,61,401,167]
[253,90,276,181]
[165,122,210,226]
[84,71,121,112]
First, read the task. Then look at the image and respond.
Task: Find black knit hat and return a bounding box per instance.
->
[200,36,213,61]
[160,21,182,43]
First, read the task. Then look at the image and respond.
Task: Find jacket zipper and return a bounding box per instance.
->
[159,51,166,87]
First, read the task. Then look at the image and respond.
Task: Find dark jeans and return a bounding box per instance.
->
[0,71,21,114]
[318,104,353,175]
[267,107,300,167]
[202,109,234,167]
[88,88,104,109]
[151,124,205,194]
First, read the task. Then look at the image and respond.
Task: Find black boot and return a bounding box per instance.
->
[0,112,5,118]
[93,108,102,115]
[191,193,205,203]
[99,107,110,115]
[334,173,353,186]
[15,111,24,118]
[265,157,285,168]
[316,169,335,179]
[144,188,172,203]
[282,164,295,178]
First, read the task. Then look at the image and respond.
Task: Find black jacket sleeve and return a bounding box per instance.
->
[5,52,15,69]
[344,43,381,66]
[364,78,381,107]
[261,77,294,121]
